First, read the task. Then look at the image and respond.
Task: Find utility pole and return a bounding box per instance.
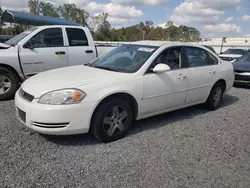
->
[142,31,145,40]
[220,37,227,54]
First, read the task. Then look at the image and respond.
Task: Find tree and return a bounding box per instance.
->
[166,25,180,41]
[94,13,111,41]
[138,20,153,40]
[0,7,4,35]
[39,2,59,17]
[89,14,103,33]
[166,21,174,28]
[0,7,4,26]
[145,20,153,33]
[0,7,3,19]
[28,0,40,14]
[57,4,89,26]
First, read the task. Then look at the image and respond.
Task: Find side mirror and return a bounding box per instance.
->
[153,63,171,73]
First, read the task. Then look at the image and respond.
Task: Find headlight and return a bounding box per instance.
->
[38,89,86,105]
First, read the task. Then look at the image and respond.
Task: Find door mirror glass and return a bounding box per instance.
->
[153,63,171,73]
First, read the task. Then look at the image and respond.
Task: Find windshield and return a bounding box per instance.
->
[223,49,244,55]
[237,52,250,62]
[88,44,158,73]
[5,27,38,46]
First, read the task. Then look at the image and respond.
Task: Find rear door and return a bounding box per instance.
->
[65,28,96,65]
[184,46,220,104]
[20,27,68,76]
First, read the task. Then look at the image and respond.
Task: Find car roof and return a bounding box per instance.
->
[130,40,206,48]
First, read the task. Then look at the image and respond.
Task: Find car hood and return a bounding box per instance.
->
[0,42,10,49]
[21,65,124,98]
[232,61,250,72]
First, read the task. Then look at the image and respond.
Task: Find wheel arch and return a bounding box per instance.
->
[214,79,226,93]
[0,64,22,82]
[89,92,139,129]
[207,79,227,101]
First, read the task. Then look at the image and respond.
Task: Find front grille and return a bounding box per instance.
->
[19,88,34,102]
[234,69,245,73]
[235,73,250,81]
[234,69,250,73]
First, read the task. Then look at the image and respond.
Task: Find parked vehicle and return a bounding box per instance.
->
[0,25,115,100]
[0,35,14,44]
[219,48,248,62]
[232,51,250,86]
[15,42,235,143]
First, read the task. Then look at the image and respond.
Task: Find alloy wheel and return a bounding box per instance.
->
[103,106,128,137]
[0,75,11,95]
[213,87,222,107]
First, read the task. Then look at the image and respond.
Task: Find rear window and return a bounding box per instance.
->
[66,28,88,46]
[224,49,244,55]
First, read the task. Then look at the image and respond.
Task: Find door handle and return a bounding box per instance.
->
[178,74,187,80]
[209,69,216,75]
[85,50,93,53]
[55,51,66,55]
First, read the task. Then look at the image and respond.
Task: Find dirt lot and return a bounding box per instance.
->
[0,87,249,188]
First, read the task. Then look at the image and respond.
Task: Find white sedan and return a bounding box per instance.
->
[15,41,235,142]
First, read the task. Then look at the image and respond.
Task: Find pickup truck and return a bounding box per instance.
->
[0,25,116,100]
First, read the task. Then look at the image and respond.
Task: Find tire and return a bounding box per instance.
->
[0,67,20,100]
[205,82,224,111]
[91,99,133,143]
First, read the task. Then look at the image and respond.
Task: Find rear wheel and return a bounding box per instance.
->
[0,67,20,100]
[91,99,133,143]
[205,82,224,110]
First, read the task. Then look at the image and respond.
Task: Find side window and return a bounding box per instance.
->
[185,47,211,67]
[153,48,182,70]
[29,28,63,48]
[66,28,88,46]
[207,52,218,65]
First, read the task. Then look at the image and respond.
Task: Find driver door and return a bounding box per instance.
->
[19,27,69,77]
[142,47,188,115]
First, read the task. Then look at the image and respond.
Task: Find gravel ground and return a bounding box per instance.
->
[0,87,250,188]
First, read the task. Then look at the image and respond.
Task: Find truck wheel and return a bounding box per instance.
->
[0,67,20,100]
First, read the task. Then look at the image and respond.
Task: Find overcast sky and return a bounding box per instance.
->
[1,0,250,38]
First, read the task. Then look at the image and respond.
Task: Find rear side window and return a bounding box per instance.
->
[66,28,88,46]
[185,47,216,67]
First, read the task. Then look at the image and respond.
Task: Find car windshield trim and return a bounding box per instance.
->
[92,66,121,72]
[88,44,159,73]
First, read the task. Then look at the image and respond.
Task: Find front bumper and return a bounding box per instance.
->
[14,90,97,135]
[234,73,250,86]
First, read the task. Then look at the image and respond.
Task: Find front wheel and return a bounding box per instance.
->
[205,83,224,111]
[0,67,20,100]
[91,99,133,143]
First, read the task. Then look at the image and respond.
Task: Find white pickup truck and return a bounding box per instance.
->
[0,25,116,100]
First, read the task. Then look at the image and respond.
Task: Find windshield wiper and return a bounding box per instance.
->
[5,43,15,47]
[93,66,120,72]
